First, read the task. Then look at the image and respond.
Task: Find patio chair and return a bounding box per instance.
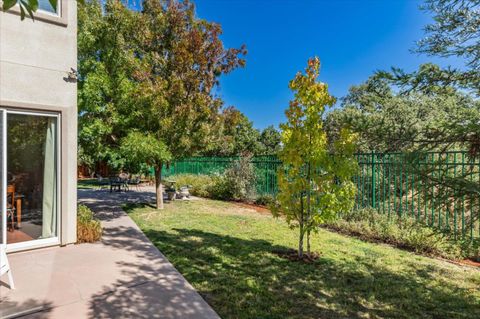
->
[128,176,141,191]
[0,246,14,289]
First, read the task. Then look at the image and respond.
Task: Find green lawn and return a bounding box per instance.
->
[77,178,99,189]
[125,199,480,319]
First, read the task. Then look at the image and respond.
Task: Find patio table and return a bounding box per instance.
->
[110,179,129,193]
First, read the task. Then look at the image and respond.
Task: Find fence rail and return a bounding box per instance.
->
[163,152,480,240]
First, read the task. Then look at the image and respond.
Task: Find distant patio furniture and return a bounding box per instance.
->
[165,180,177,200]
[96,175,110,190]
[0,245,14,289]
[128,176,142,191]
[177,185,191,199]
[110,177,129,193]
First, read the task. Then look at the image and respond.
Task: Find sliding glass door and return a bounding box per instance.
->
[0,110,5,249]
[1,110,60,251]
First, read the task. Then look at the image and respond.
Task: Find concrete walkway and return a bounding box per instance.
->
[0,188,220,319]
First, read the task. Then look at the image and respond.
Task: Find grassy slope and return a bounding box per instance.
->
[126,199,480,319]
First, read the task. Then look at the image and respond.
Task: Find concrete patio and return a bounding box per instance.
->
[0,187,219,319]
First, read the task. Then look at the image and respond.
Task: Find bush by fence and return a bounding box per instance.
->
[163,152,480,241]
[163,155,281,196]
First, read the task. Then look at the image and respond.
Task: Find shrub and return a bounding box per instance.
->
[77,205,102,243]
[325,208,477,260]
[171,174,215,198]
[255,194,275,206]
[172,157,257,202]
[222,156,257,201]
[207,173,233,200]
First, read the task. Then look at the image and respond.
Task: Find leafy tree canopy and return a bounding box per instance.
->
[326,76,480,153]
[377,0,480,96]
[78,0,246,208]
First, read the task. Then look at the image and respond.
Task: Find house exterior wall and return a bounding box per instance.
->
[0,0,77,246]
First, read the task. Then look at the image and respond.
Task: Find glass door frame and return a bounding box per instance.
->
[1,108,62,253]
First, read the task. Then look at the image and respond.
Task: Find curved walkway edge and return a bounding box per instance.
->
[0,188,220,319]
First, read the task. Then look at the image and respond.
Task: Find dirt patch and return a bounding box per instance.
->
[454,258,480,268]
[234,202,272,215]
[272,248,321,263]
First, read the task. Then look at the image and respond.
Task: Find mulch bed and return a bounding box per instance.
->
[272,248,321,263]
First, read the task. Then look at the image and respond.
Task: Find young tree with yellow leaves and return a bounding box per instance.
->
[274,57,358,259]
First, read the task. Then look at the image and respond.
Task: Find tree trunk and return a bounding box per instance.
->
[154,164,164,210]
[298,193,305,258]
[298,223,304,258]
[306,161,311,257]
[306,229,311,255]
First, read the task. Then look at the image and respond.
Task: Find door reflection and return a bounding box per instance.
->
[6,113,58,244]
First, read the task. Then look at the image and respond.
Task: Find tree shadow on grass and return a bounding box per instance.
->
[142,227,480,319]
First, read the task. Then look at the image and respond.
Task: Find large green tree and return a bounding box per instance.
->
[325,76,479,153]
[258,125,282,155]
[274,58,357,258]
[78,0,138,173]
[78,0,246,209]
[125,0,245,208]
[204,107,261,156]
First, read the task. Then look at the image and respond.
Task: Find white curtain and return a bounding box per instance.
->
[42,118,57,238]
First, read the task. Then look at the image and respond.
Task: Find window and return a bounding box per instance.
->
[38,0,59,15]
[16,0,60,15]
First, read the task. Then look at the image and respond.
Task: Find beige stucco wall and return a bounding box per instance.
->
[0,0,78,246]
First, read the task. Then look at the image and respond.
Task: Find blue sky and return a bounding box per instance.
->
[132,0,458,129]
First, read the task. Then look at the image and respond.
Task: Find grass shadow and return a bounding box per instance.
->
[142,227,480,319]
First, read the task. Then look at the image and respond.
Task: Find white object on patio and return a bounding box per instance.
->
[0,245,14,289]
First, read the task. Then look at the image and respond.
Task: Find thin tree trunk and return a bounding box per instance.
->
[298,193,304,258]
[306,161,311,256]
[298,222,304,258]
[306,229,311,255]
[155,164,164,210]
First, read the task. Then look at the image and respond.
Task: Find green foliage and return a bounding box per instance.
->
[204,108,282,156]
[171,174,215,198]
[78,0,138,172]
[131,0,246,160]
[258,125,282,155]
[78,0,246,208]
[325,1,480,240]
[120,132,172,168]
[254,194,275,206]
[77,204,102,243]
[274,57,358,257]
[417,1,480,71]
[326,208,480,261]
[375,1,480,97]
[205,107,261,156]
[223,156,257,201]
[169,157,257,202]
[326,76,479,153]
